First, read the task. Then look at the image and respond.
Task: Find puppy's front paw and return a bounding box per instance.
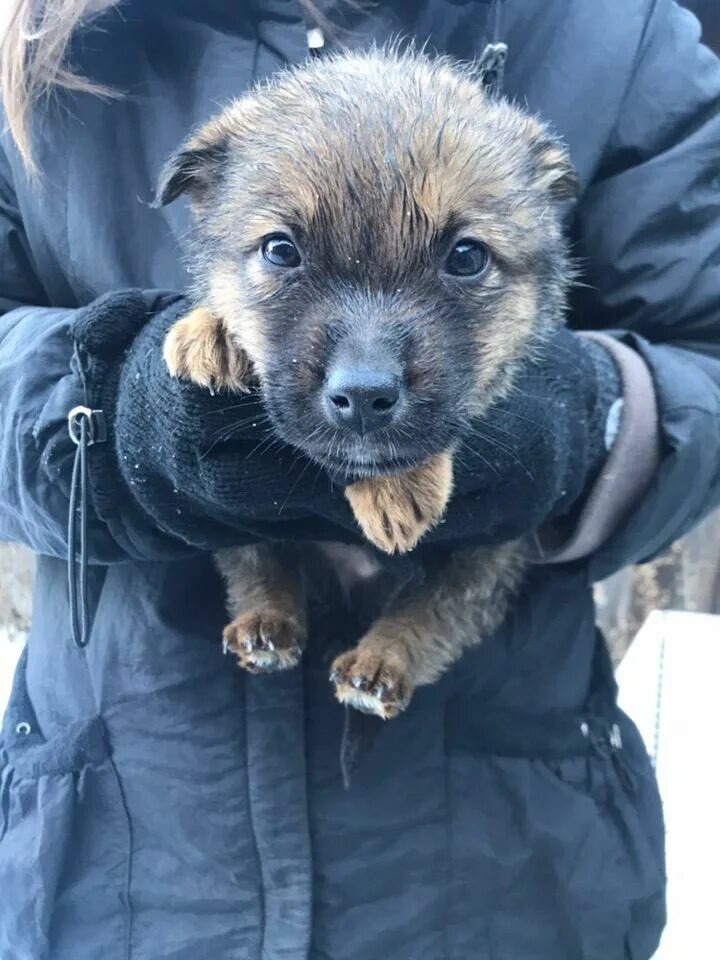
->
[164,306,252,392]
[330,647,413,719]
[345,451,454,554]
[222,609,305,673]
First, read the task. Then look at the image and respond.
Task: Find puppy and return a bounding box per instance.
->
[157,49,575,718]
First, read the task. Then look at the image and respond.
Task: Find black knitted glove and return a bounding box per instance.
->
[73,290,359,557]
[433,327,621,549]
[72,290,619,559]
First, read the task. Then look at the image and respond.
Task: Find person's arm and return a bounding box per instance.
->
[0,148,355,563]
[0,148,135,561]
[0,226,666,571]
[0,295,196,562]
[0,285,362,563]
[415,0,719,569]
[564,0,720,581]
[6,0,718,571]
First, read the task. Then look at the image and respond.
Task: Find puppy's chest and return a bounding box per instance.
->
[313,543,385,596]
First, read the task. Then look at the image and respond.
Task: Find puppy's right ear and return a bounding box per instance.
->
[154,127,230,207]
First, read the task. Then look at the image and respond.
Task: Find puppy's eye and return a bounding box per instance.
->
[444,239,491,278]
[262,234,302,268]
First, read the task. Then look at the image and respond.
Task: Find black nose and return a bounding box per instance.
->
[324,365,402,434]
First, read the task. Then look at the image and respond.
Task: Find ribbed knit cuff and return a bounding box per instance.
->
[534,333,660,563]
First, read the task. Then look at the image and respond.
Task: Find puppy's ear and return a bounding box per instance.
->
[154,127,230,207]
[527,129,578,202]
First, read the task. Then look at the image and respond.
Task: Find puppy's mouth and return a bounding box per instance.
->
[303,433,455,479]
[267,395,459,478]
[316,450,419,479]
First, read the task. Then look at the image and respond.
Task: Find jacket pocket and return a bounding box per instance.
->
[0,652,132,960]
[445,705,666,960]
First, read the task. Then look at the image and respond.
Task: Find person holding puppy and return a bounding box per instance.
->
[0,2,718,959]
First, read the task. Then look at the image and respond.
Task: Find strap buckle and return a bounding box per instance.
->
[68,405,106,447]
[67,405,105,649]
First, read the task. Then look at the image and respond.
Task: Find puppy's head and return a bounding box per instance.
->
[158,49,576,476]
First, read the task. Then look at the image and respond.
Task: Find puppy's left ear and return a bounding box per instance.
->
[528,130,578,202]
[154,125,230,207]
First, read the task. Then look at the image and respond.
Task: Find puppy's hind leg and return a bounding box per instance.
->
[330,543,526,718]
[216,544,306,673]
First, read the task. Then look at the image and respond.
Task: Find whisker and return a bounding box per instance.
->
[201,422,274,459]
[279,455,315,515]
[207,414,271,441]
[244,432,285,461]
[455,446,501,479]
[200,399,267,419]
[490,407,562,440]
[462,434,534,481]
[475,421,521,442]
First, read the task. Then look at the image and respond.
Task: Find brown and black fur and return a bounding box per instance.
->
[157,48,576,718]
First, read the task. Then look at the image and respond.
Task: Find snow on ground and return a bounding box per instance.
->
[0,626,24,719]
[0,542,33,714]
[617,610,720,960]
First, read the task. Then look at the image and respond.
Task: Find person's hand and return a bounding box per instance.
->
[340,322,619,555]
[73,290,366,553]
[73,291,618,556]
[418,326,621,549]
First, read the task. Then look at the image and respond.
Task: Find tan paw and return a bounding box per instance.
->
[222,609,305,673]
[344,451,454,554]
[330,647,413,719]
[163,306,253,392]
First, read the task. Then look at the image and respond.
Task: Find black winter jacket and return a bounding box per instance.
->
[1,2,719,958]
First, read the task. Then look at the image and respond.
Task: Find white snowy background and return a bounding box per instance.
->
[0,543,32,718]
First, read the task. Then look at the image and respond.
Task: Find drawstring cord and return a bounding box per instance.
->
[304,1,508,91]
[478,0,508,96]
[340,708,384,790]
[490,0,504,43]
[581,718,637,795]
[67,405,106,649]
